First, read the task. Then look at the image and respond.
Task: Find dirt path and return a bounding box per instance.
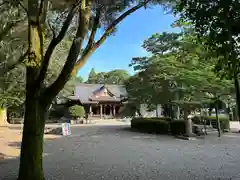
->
[0,126,61,159]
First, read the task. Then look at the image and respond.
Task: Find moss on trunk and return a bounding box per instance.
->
[18,10,46,179]
[17,98,47,180]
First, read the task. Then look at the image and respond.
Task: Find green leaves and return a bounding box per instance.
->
[127,29,233,107]
[69,105,85,118]
[175,0,240,77]
[86,68,130,84]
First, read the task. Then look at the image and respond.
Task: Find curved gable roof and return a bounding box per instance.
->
[73,83,127,103]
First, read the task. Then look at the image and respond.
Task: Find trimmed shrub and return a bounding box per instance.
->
[131,117,170,134]
[169,120,185,135]
[149,117,172,122]
[69,105,85,118]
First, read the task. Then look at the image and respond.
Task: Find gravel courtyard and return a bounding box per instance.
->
[1,125,240,180]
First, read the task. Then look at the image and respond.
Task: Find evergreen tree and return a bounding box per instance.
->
[87,68,97,83]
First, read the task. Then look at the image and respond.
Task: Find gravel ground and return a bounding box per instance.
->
[1,125,240,180]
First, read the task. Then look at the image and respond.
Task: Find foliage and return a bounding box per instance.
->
[0,1,27,109]
[0,66,25,108]
[86,69,130,84]
[175,0,240,78]
[117,103,139,117]
[127,29,233,110]
[174,0,240,121]
[131,117,170,134]
[69,105,85,118]
[169,120,186,135]
[87,68,98,83]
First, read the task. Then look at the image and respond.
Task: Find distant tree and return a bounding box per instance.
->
[105,69,130,84]
[93,72,107,84]
[69,105,85,118]
[87,68,97,83]
[86,69,130,84]
[75,76,84,83]
[127,29,233,118]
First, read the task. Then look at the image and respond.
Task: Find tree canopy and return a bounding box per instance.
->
[174,0,240,119]
[86,69,130,84]
[126,28,233,111]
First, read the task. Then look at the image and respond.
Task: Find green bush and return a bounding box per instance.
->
[148,117,172,122]
[131,118,170,134]
[169,120,186,135]
[192,116,229,130]
[69,105,85,118]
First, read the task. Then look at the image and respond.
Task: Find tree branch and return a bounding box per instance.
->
[0,18,24,41]
[47,19,56,38]
[42,0,92,103]
[72,0,150,75]
[85,6,101,50]
[18,0,29,16]
[35,1,81,89]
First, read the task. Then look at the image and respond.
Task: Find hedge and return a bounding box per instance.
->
[191,116,229,130]
[146,117,172,122]
[69,105,85,118]
[131,116,229,136]
[131,117,169,134]
[169,120,186,135]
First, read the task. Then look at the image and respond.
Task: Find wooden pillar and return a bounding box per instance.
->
[109,105,112,116]
[100,104,103,119]
[113,105,116,116]
[89,105,92,116]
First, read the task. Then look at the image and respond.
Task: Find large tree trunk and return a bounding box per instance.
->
[18,1,46,178]
[18,96,48,180]
[234,76,240,121]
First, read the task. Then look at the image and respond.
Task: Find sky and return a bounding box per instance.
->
[77,5,178,80]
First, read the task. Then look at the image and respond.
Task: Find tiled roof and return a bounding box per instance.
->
[89,96,121,102]
[73,83,127,103]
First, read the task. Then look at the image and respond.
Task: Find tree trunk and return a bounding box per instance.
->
[208,108,212,116]
[18,1,46,177]
[174,92,180,120]
[18,95,48,180]
[156,104,158,117]
[215,106,221,137]
[0,107,8,126]
[176,105,180,120]
[234,76,240,121]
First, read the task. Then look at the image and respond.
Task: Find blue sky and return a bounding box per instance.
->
[77,5,178,80]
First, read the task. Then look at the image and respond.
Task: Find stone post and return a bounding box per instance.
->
[100,104,103,119]
[184,107,193,137]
